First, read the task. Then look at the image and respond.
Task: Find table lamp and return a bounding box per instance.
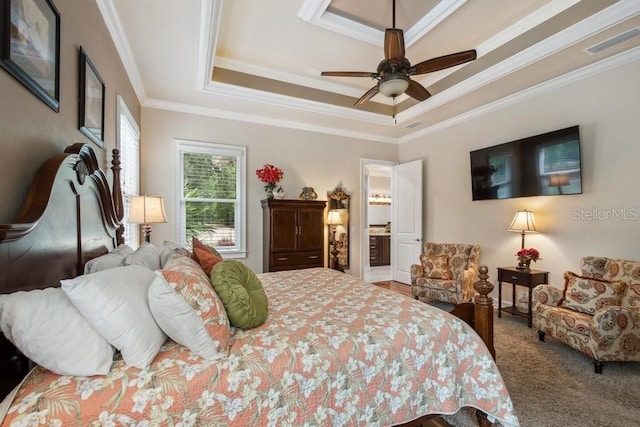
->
[128,195,167,243]
[508,209,538,268]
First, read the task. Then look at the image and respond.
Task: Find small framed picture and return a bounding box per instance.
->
[79,47,105,148]
[0,0,61,111]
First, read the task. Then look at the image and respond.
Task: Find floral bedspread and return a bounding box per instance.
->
[1,268,519,426]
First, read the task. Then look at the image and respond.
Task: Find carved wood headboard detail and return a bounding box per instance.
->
[0,144,124,399]
[0,144,123,294]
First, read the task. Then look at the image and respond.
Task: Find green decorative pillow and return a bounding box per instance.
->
[210,260,268,329]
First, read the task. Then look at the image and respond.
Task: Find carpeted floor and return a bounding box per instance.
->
[437,305,640,427]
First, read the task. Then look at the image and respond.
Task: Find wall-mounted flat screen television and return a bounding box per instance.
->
[470,125,582,200]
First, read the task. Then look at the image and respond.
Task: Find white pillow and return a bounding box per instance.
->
[84,244,134,274]
[61,265,166,369]
[159,241,191,268]
[0,287,114,376]
[113,243,136,256]
[121,243,161,270]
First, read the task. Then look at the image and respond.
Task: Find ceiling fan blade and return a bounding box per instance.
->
[321,71,377,78]
[384,29,405,63]
[404,80,431,102]
[411,50,477,75]
[355,85,380,106]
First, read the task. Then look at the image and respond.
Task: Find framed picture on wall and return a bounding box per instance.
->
[0,0,61,112]
[79,47,105,148]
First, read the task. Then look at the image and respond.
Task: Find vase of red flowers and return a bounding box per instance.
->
[516,247,540,270]
[256,164,284,199]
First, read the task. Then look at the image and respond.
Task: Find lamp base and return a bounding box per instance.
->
[142,224,152,243]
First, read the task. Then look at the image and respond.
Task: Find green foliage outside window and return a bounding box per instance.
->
[183,152,237,248]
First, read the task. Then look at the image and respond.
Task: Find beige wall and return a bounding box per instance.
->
[0,1,140,222]
[399,59,640,298]
[140,108,398,273]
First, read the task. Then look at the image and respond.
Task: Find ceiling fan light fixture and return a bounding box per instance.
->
[378,74,409,97]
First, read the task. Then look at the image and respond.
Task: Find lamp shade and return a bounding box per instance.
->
[326,210,342,226]
[128,195,167,224]
[508,210,537,233]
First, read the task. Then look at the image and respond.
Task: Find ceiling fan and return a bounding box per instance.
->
[321,0,477,106]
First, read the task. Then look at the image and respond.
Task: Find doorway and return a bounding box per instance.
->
[360,159,424,284]
[361,159,395,283]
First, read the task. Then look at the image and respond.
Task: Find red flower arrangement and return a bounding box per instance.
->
[256,164,284,198]
[516,247,540,262]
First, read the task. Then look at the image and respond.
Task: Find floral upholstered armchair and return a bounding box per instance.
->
[533,256,640,373]
[411,243,480,304]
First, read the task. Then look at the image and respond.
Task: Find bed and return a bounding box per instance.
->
[0,145,519,426]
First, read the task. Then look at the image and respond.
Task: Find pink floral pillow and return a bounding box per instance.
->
[560,271,627,315]
[149,256,230,359]
[421,254,454,280]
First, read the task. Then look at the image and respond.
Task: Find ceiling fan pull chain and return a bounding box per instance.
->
[392,96,397,125]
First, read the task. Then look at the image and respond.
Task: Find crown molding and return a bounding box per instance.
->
[403,0,467,46]
[297,0,466,48]
[143,98,399,144]
[100,0,640,144]
[95,0,147,102]
[197,0,223,91]
[399,46,640,144]
[396,0,640,126]
[201,80,393,126]
[201,0,603,125]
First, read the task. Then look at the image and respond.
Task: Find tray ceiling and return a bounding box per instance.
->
[99,0,640,143]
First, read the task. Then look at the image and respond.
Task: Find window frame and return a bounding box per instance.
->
[174,139,247,258]
[116,95,140,247]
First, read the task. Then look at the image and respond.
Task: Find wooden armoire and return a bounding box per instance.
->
[262,199,326,272]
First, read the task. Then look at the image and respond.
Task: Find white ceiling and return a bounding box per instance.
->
[99,0,640,144]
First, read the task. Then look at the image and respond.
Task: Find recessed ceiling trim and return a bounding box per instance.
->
[202,80,394,126]
[298,0,384,46]
[198,0,640,130]
[417,0,581,89]
[404,0,467,47]
[215,57,370,100]
[209,0,585,109]
[144,98,399,144]
[298,0,466,49]
[398,46,640,144]
[297,0,332,23]
[396,0,640,125]
[197,0,223,92]
[302,8,382,46]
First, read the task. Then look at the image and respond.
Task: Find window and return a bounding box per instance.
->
[175,139,246,257]
[117,96,140,246]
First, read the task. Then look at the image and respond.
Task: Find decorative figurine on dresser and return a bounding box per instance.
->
[262,199,326,272]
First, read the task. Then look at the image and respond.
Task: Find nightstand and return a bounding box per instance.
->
[497,267,549,328]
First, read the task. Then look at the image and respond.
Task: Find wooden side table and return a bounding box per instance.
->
[497,267,549,328]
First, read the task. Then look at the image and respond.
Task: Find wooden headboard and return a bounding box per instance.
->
[0,143,124,399]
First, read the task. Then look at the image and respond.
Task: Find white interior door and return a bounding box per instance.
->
[391,160,423,284]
